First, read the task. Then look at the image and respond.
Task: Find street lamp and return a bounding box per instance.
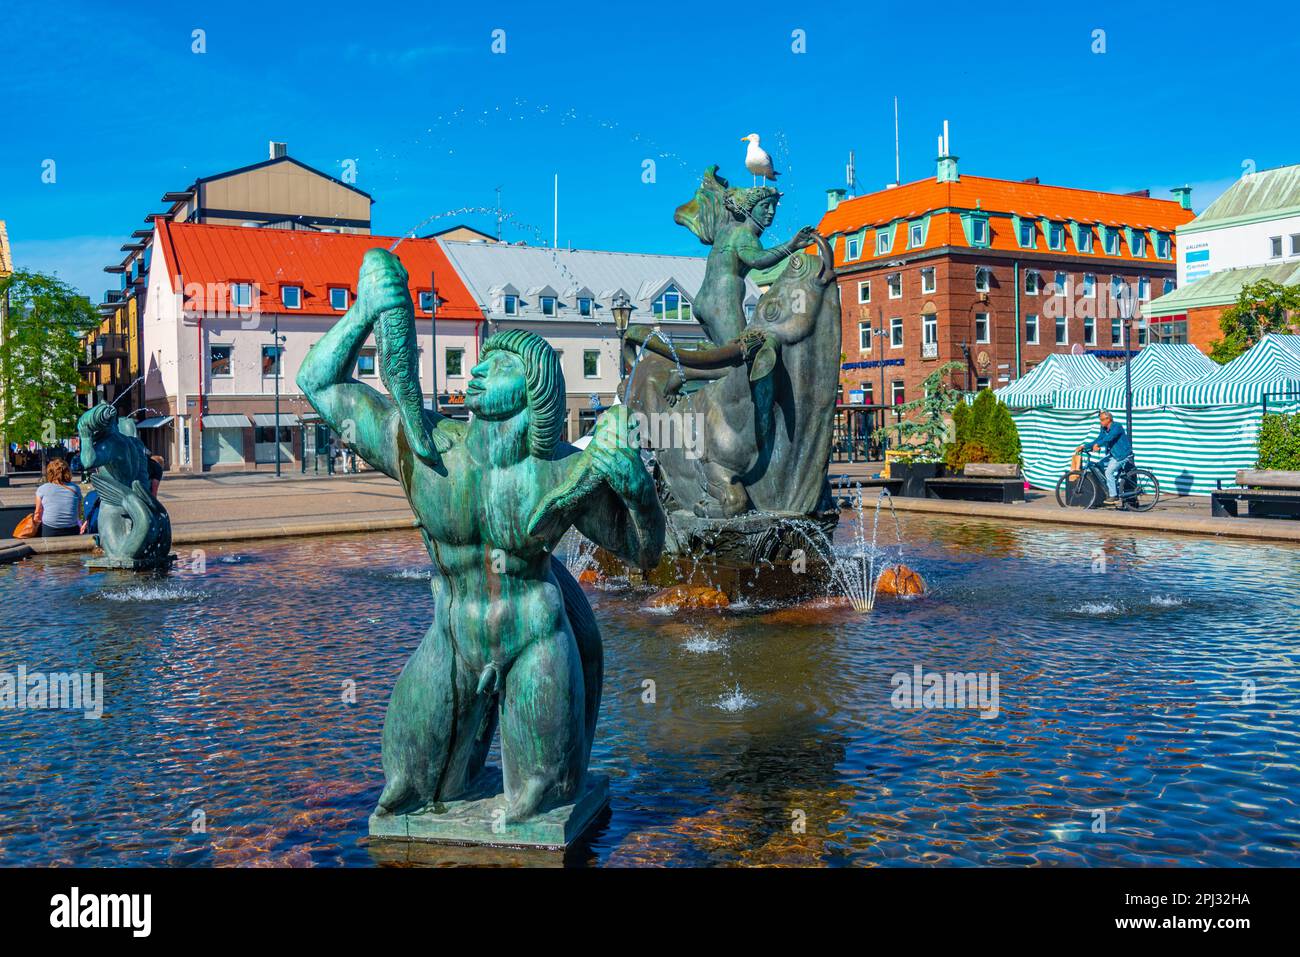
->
[1116,280,1136,440]
[610,291,633,385]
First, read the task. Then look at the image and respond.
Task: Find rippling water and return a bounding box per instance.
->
[1,516,1297,867]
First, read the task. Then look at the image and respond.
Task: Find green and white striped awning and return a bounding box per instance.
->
[995,353,1109,408]
[1056,344,1218,410]
[1154,334,1300,407]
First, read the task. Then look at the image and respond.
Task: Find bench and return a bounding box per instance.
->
[1211,469,1300,519]
[924,476,1026,503]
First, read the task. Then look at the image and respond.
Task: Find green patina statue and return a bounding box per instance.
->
[298,249,664,827]
[77,402,173,570]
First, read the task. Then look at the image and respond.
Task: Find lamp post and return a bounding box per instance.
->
[1117,280,1136,440]
[610,291,633,391]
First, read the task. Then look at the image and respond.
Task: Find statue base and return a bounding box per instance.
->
[663,508,838,566]
[368,769,609,851]
[85,553,177,571]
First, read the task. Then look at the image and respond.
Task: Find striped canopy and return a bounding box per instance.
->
[996,353,1109,409]
[1056,344,1219,410]
[1153,334,1300,407]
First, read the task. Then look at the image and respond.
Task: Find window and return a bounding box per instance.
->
[356,348,377,377]
[578,297,593,317]
[1048,223,1065,250]
[418,291,434,313]
[210,344,232,377]
[445,347,464,378]
[1025,270,1040,295]
[653,286,691,321]
[1055,315,1068,345]
[876,229,891,255]
[1024,314,1039,345]
[1082,273,1096,298]
[1110,274,1125,303]
[891,380,906,406]
[281,285,301,309]
[1270,236,1283,259]
[1104,228,1120,256]
[1131,232,1147,258]
[1155,232,1171,258]
[1054,271,1068,297]
[845,235,861,260]
[1137,319,1148,346]
[329,287,349,311]
[1139,277,1151,300]
[1292,235,1300,256]
[909,222,924,247]
[922,314,938,357]
[861,382,874,405]
[857,280,871,304]
[1164,278,1175,295]
[261,344,282,377]
[1018,220,1035,247]
[1077,226,1093,253]
[920,267,936,294]
[232,282,254,308]
[970,216,989,245]
[583,349,600,378]
[975,376,990,392]
[540,295,557,317]
[975,313,990,344]
[1084,315,1096,345]
[975,267,990,293]
[890,316,903,348]
[503,294,518,316]
[858,321,873,352]
[1111,316,1123,344]
[887,273,902,299]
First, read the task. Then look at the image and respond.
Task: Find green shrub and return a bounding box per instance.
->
[944,389,1022,470]
[1257,412,1300,470]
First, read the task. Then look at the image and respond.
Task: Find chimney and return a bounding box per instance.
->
[826,188,847,211]
[1021,176,1040,185]
[936,120,959,183]
[1171,185,1193,210]
[1124,188,1150,198]
[269,141,287,160]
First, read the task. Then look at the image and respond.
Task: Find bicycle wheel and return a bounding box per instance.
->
[1056,470,1100,509]
[1121,468,1160,512]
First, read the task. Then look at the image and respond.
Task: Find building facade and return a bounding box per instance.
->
[1146,163,1300,349]
[141,221,482,472]
[819,145,1195,409]
[83,143,375,418]
[437,240,758,439]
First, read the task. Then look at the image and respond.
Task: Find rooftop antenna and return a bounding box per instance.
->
[494,185,503,241]
[894,96,901,185]
[846,150,856,196]
[553,174,558,250]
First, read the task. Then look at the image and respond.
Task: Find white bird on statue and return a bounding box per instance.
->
[742,133,779,183]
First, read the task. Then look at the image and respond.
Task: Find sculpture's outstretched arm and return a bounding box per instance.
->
[736,226,819,271]
[297,296,403,481]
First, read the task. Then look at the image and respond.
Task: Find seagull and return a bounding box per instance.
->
[742,133,779,182]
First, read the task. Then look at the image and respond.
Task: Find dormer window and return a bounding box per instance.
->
[578,297,593,317]
[1130,232,1147,257]
[1018,220,1035,248]
[232,282,254,308]
[845,235,861,260]
[653,285,691,322]
[1104,228,1120,255]
[968,215,989,247]
[329,287,349,311]
[541,296,557,316]
[418,291,435,313]
[1047,223,1065,250]
[1076,226,1094,253]
[875,229,892,255]
[1155,232,1171,258]
[281,285,301,309]
[503,294,518,316]
[909,222,924,247]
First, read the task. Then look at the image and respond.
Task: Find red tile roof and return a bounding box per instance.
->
[154,220,484,320]
[818,174,1196,268]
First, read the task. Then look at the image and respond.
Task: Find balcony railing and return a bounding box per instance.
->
[94,334,128,360]
[922,341,938,359]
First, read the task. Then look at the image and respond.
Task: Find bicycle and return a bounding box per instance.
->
[1055,448,1160,512]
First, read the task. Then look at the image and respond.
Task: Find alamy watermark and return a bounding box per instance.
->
[0,666,104,719]
[890,664,999,720]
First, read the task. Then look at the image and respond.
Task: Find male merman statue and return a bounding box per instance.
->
[298,249,664,823]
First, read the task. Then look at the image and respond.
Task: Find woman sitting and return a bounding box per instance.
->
[34,458,83,537]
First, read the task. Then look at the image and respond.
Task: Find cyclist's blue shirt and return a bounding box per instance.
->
[1091,422,1132,460]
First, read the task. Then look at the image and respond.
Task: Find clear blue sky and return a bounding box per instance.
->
[2,0,1296,298]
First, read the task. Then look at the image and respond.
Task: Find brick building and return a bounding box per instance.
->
[818,139,1196,411]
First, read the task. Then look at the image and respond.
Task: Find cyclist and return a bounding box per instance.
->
[1076,410,1133,508]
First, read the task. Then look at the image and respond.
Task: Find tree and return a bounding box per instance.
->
[945,388,1022,469]
[873,361,964,462]
[0,269,99,448]
[1209,279,1300,364]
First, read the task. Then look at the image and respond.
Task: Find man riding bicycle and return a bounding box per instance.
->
[1077,410,1133,508]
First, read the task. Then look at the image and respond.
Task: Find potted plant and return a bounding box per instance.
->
[876,362,964,497]
[944,388,1023,472]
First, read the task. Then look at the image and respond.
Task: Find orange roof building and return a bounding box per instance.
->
[822,133,1195,450]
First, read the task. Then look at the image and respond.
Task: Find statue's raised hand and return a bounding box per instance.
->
[793,225,819,248]
[356,249,412,324]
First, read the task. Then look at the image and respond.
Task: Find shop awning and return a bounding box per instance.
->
[135,416,173,429]
[252,412,301,427]
[202,414,252,428]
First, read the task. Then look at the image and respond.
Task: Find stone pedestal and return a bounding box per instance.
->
[85,553,176,571]
[369,769,609,852]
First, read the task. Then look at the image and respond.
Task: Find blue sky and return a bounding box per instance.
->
[2,0,1296,298]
